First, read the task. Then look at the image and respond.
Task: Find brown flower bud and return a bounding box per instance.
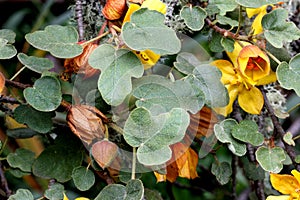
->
[102,0,127,20]
[91,140,119,169]
[67,105,108,145]
[187,106,218,138]
[63,43,99,80]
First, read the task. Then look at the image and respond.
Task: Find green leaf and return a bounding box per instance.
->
[174,52,202,75]
[211,162,232,185]
[255,146,286,173]
[180,6,207,31]
[0,29,16,43]
[231,120,264,146]
[6,128,39,139]
[72,166,95,191]
[209,31,224,53]
[44,183,64,200]
[7,148,35,172]
[25,25,83,58]
[122,8,181,55]
[32,134,83,182]
[24,76,62,112]
[89,44,143,106]
[221,38,235,52]
[216,15,238,27]
[144,189,163,200]
[210,0,237,15]
[124,107,189,165]
[132,75,204,115]
[262,9,300,48]
[0,29,17,59]
[277,54,300,96]
[17,53,54,73]
[283,132,295,146]
[190,64,229,107]
[9,168,30,178]
[8,189,34,200]
[235,0,283,8]
[14,105,55,133]
[214,119,246,156]
[95,179,144,200]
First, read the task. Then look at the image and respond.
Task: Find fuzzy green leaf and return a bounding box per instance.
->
[216,15,238,27]
[262,9,300,48]
[221,38,235,52]
[235,0,283,8]
[6,128,39,139]
[24,76,62,112]
[132,75,204,115]
[210,0,237,15]
[7,148,35,172]
[8,189,34,200]
[0,29,16,43]
[211,162,232,185]
[44,183,64,200]
[89,44,143,106]
[214,119,246,156]
[255,146,286,173]
[14,105,55,133]
[17,53,54,73]
[231,120,264,146]
[122,8,181,55]
[124,107,189,165]
[277,54,300,96]
[283,132,295,146]
[25,25,83,58]
[180,6,207,31]
[174,52,202,75]
[0,29,17,59]
[95,179,144,200]
[72,166,95,191]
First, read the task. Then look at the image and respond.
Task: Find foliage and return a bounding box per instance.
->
[0,0,300,199]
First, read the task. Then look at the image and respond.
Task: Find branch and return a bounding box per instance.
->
[5,79,31,89]
[0,162,11,198]
[0,95,20,104]
[261,87,300,171]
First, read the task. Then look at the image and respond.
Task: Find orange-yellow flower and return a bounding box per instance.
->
[211,42,276,116]
[122,0,166,69]
[267,170,300,200]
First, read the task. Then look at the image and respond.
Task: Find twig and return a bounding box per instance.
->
[75,0,85,41]
[0,162,11,197]
[0,95,20,104]
[5,79,31,89]
[261,87,300,171]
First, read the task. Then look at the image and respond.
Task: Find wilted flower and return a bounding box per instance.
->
[67,105,108,145]
[267,170,300,200]
[122,0,166,69]
[211,42,276,116]
[102,0,127,20]
[63,43,99,80]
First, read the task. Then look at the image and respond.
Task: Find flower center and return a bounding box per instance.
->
[246,57,265,71]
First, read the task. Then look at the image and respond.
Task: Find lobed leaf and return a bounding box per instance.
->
[262,9,300,48]
[24,76,62,112]
[89,44,143,106]
[277,54,300,96]
[231,120,264,146]
[44,183,64,200]
[132,75,204,115]
[210,0,237,15]
[236,0,284,8]
[122,8,181,55]
[180,6,207,31]
[123,107,189,165]
[211,162,232,185]
[72,166,95,191]
[0,29,17,59]
[8,189,34,200]
[25,25,83,58]
[17,53,54,73]
[214,119,246,156]
[255,146,286,173]
[7,148,35,172]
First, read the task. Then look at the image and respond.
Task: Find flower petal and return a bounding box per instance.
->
[214,84,239,116]
[238,86,263,114]
[238,45,270,85]
[123,4,140,23]
[256,70,277,85]
[270,173,300,195]
[141,0,167,14]
[266,195,292,200]
[134,50,160,69]
[291,170,300,185]
[211,60,237,85]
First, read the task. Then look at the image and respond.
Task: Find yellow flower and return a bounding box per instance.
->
[64,193,89,200]
[122,0,166,69]
[211,42,276,116]
[246,5,270,35]
[267,170,300,200]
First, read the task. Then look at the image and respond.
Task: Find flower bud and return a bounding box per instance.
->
[102,0,127,20]
[67,105,108,145]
